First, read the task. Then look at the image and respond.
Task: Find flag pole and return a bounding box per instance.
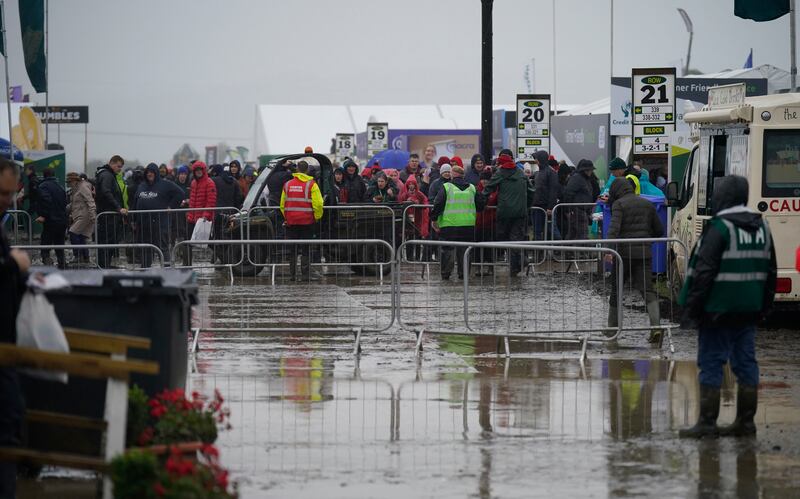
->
[44,0,48,146]
[791,0,797,90]
[1,1,16,210]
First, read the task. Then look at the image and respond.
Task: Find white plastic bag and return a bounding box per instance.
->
[191,217,213,249]
[16,291,70,383]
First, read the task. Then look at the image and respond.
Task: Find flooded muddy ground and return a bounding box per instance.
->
[19,265,800,497]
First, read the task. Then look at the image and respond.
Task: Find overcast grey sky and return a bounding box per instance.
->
[1,0,794,169]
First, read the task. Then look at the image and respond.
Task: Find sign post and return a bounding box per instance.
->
[516,94,550,160]
[31,106,89,125]
[30,105,90,170]
[631,68,676,167]
[366,122,388,159]
[335,133,356,163]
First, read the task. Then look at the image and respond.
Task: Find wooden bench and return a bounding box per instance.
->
[0,327,159,498]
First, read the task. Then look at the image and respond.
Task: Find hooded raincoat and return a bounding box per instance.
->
[398,176,430,238]
[187,162,217,223]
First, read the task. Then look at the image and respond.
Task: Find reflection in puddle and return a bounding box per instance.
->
[187,360,800,497]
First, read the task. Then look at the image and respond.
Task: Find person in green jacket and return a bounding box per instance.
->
[481,153,535,276]
[430,165,484,279]
[678,176,777,439]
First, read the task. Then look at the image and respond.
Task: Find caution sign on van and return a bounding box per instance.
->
[632,68,676,156]
[516,94,550,160]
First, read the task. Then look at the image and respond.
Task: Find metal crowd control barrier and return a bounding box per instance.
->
[242,206,398,282]
[2,210,33,245]
[510,236,689,352]
[180,239,396,354]
[549,202,599,265]
[394,239,622,361]
[187,375,692,485]
[185,376,397,479]
[399,203,432,252]
[399,204,550,270]
[395,238,687,360]
[245,204,398,246]
[550,202,598,241]
[95,206,243,271]
[395,378,691,442]
[12,243,165,269]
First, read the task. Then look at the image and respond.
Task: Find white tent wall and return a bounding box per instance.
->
[253,105,357,157]
[253,104,517,157]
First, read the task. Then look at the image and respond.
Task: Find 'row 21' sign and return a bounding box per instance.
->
[632,68,676,156]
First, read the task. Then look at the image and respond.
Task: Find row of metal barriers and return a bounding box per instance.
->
[7,205,684,361]
[177,236,686,361]
[3,202,600,250]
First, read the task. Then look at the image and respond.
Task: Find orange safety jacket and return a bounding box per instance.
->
[282,177,316,225]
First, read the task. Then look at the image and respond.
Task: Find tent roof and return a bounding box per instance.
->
[561,64,792,117]
[697,64,790,94]
[253,104,516,156]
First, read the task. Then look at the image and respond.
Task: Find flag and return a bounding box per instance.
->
[743,49,753,69]
[735,0,790,22]
[8,85,22,102]
[19,0,47,93]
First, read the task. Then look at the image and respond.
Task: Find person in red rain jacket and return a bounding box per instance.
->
[398,176,430,261]
[187,161,217,224]
[475,167,498,275]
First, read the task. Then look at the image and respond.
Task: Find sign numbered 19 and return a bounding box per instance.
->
[631,68,676,156]
[516,94,550,160]
[366,122,389,159]
[335,133,356,162]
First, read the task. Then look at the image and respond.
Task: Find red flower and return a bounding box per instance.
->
[150,404,167,419]
[201,444,219,459]
[178,460,195,476]
[153,482,165,496]
[165,456,180,474]
[216,470,229,489]
[137,427,154,446]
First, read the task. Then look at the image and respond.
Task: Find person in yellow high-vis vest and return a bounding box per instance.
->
[430,165,485,280]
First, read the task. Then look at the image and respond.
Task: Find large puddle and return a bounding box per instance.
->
[18,273,800,498]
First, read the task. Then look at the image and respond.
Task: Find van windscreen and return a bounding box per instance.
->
[763,129,800,197]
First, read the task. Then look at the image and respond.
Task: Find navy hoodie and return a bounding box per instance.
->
[132,163,185,212]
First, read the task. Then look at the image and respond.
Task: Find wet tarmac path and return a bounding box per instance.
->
[19,267,800,498]
[186,269,800,498]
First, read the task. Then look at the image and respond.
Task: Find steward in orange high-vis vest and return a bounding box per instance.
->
[279,161,323,280]
[280,174,323,225]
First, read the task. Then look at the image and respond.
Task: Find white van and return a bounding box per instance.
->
[667,84,800,309]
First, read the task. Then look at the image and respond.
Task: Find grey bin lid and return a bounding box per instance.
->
[43,269,198,302]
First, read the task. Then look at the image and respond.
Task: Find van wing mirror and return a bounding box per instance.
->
[666,181,680,207]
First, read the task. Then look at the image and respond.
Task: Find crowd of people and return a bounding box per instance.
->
[9,147,671,288]
[318,148,667,281]
[15,156,258,268]
[262,147,671,348]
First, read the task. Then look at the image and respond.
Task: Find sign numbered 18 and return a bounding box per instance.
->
[366,122,389,159]
[335,133,356,161]
[631,68,676,156]
[516,94,550,160]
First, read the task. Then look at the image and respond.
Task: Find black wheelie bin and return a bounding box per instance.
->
[19,268,198,457]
